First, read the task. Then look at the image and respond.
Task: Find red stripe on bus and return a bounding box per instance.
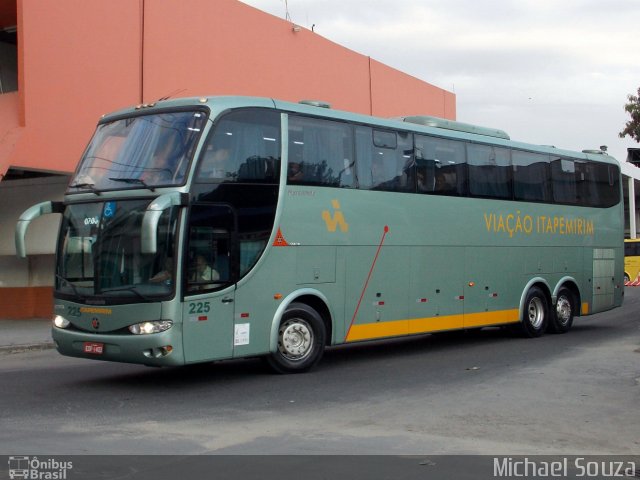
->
[345,226,389,341]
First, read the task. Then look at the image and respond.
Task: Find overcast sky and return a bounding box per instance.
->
[240,0,639,163]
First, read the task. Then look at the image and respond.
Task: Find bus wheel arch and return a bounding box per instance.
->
[291,294,333,346]
[266,291,333,373]
[519,281,551,338]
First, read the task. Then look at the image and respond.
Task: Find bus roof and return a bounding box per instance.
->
[101,95,621,166]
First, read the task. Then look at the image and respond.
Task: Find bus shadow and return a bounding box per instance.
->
[80,329,506,385]
[76,321,620,390]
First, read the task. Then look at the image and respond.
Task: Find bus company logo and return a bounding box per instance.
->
[8,456,73,479]
[484,211,595,238]
[322,199,349,233]
[91,318,100,329]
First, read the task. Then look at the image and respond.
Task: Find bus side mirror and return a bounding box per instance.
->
[15,201,64,258]
[141,192,188,254]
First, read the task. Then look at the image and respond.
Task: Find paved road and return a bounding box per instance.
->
[1,289,638,456]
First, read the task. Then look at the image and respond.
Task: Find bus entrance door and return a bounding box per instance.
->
[182,204,237,363]
[182,289,235,363]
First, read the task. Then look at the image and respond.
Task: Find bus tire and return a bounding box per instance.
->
[548,287,574,334]
[266,303,326,374]
[520,287,548,338]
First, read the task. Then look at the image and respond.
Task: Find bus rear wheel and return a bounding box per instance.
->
[548,287,574,334]
[520,287,548,337]
[266,303,326,374]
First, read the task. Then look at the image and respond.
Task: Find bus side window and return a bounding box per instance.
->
[415,135,467,196]
[551,158,577,204]
[196,109,281,184]
[468,143,512,199]
[185,205,234,293]
[578,162,620,208]
[356,127,413,192]
[288,116,354,188]
[513,151,552,203]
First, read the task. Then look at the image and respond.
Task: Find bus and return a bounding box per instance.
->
[623,238,640,282]
[15,96,624,373]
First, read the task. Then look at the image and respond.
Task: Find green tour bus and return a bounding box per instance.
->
[15,96,624,373]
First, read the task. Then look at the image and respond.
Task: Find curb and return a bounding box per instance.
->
[0,342,55,355]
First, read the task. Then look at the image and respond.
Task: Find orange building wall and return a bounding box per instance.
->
[0,0,455,318]
[6,0,143,177]
[370,59,456,119]
[0,0,455,178]
[142,0,373,114]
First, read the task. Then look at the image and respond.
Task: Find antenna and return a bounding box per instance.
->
[285,0,291,22]
[157,88,187,102]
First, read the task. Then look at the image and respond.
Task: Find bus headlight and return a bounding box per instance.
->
[128,320,173,335]
[53,315,70,329]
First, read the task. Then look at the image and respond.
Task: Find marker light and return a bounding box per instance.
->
[128,320,173,335]
[53,315,70,329]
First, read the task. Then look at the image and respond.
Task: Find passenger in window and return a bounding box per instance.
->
[192,254,220,283]
[288,161,305,182]
[417,169,433,192]
[149,257,173,284]
[435,170,457,194]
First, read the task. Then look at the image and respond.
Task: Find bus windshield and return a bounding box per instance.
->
[56,199,180,302]
[70,110,207,192]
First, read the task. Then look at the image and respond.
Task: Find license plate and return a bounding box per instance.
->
[83,342,104,355]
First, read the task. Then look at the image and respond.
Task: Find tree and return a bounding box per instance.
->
[619,87,640,142]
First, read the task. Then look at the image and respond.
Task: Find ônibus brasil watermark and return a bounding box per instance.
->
[8,456,72,480]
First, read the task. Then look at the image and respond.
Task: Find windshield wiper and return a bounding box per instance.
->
[55,274,86,301]
[108,177,155,192]
[100,286,153,301]
[68,183,101,195]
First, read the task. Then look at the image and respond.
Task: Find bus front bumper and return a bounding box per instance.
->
[52,325,185,367]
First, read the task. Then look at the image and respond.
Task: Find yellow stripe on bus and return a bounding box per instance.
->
[346,309,520,343]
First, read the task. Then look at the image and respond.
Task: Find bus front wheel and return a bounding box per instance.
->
[266,303,326,374]
[548,287,574,334]
[520,287,548,338]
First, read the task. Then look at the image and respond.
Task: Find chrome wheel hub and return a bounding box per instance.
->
[556,296,572,325]
[528,297,545,329]
[278,319,313,360]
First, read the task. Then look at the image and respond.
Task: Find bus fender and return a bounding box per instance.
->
[518,277,552,322]
[269,288,332,353]
[552,276,580,306]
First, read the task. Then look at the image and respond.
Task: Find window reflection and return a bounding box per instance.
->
[71,111,206,191]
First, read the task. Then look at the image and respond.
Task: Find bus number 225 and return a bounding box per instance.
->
[189,302,210,314]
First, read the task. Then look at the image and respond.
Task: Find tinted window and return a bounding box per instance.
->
[414,135,466,196]
[468,144,511,199]
[196,109,280,184]
[625,241,640,256]
[186,205,235,293]
[513,151,551,202]
[578,162,620,208]
[373,130,397,149]
[288,116,354,187]
[551,157,578,204]
[356,127,413,192]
